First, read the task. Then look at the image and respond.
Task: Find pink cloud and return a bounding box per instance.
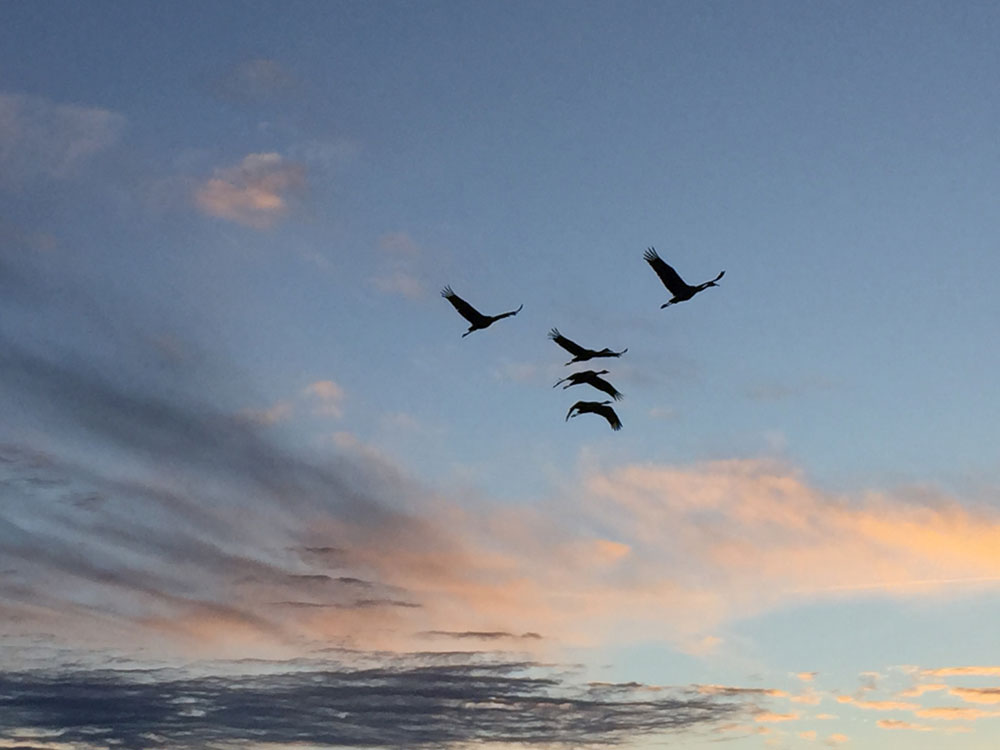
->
[195,153,304,228]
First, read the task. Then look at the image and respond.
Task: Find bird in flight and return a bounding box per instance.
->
[553,369,623,401]
[566,400,623,431]
[548,328,627,365]
[643,247,724,308]
[441,286,523,337]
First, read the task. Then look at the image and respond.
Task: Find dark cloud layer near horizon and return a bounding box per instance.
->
[0,662,745,749]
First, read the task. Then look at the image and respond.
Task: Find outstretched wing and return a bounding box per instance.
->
[589,373,623,401]
[442,286,489,326]
[597,404,623,430]
[643,248,688,294]
[493,303,523,321]
[548,328,587,357]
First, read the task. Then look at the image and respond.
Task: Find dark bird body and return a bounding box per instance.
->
[566,400,622,431]
[553,369,623,401]
[548,328,627,365]
[442,286,522,337]
[643,247,724,308]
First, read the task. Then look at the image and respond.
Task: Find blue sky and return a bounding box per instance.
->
[2,1,1000,748]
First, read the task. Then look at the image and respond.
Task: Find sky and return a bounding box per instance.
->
[2,1,1000,748]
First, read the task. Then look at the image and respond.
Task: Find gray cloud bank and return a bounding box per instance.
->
[0,662,743,749]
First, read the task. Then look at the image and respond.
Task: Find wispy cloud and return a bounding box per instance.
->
[836,696,917,711]
[754,711,799,723]
[372,231,427,299]
[420,630,543,641]
[209,57,299,103]
[922,666,1000,677]
[195,152,305,228]
[745,376,836,402]
[0,92,124,188]
[878,719,933,731]
[303,379,345,418]
[900,682,949,697]
[914,707,1000,720]
[240,401,294,426]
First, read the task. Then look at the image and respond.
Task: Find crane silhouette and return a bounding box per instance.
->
[441,286,523,337]
[566,400,622,431]
[553,369,623,401]
[643,247,724,308]
[548,328,627,365]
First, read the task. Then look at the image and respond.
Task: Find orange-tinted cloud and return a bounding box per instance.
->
[877,719,971,733]
[789,689,822,705]
[755,712,798,723]
[577,459,1000,639]
[836,696,917,711]
[195,153,304,228]
[923,666,1000,677]
[914,707,1000,720]
[878,719,932,731]
[900,683,948,697]
[950,687,1000,704]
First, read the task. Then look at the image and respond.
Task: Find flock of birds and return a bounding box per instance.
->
[442,247,725,431]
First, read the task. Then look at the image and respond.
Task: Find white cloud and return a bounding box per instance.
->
[0,92,124,188]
